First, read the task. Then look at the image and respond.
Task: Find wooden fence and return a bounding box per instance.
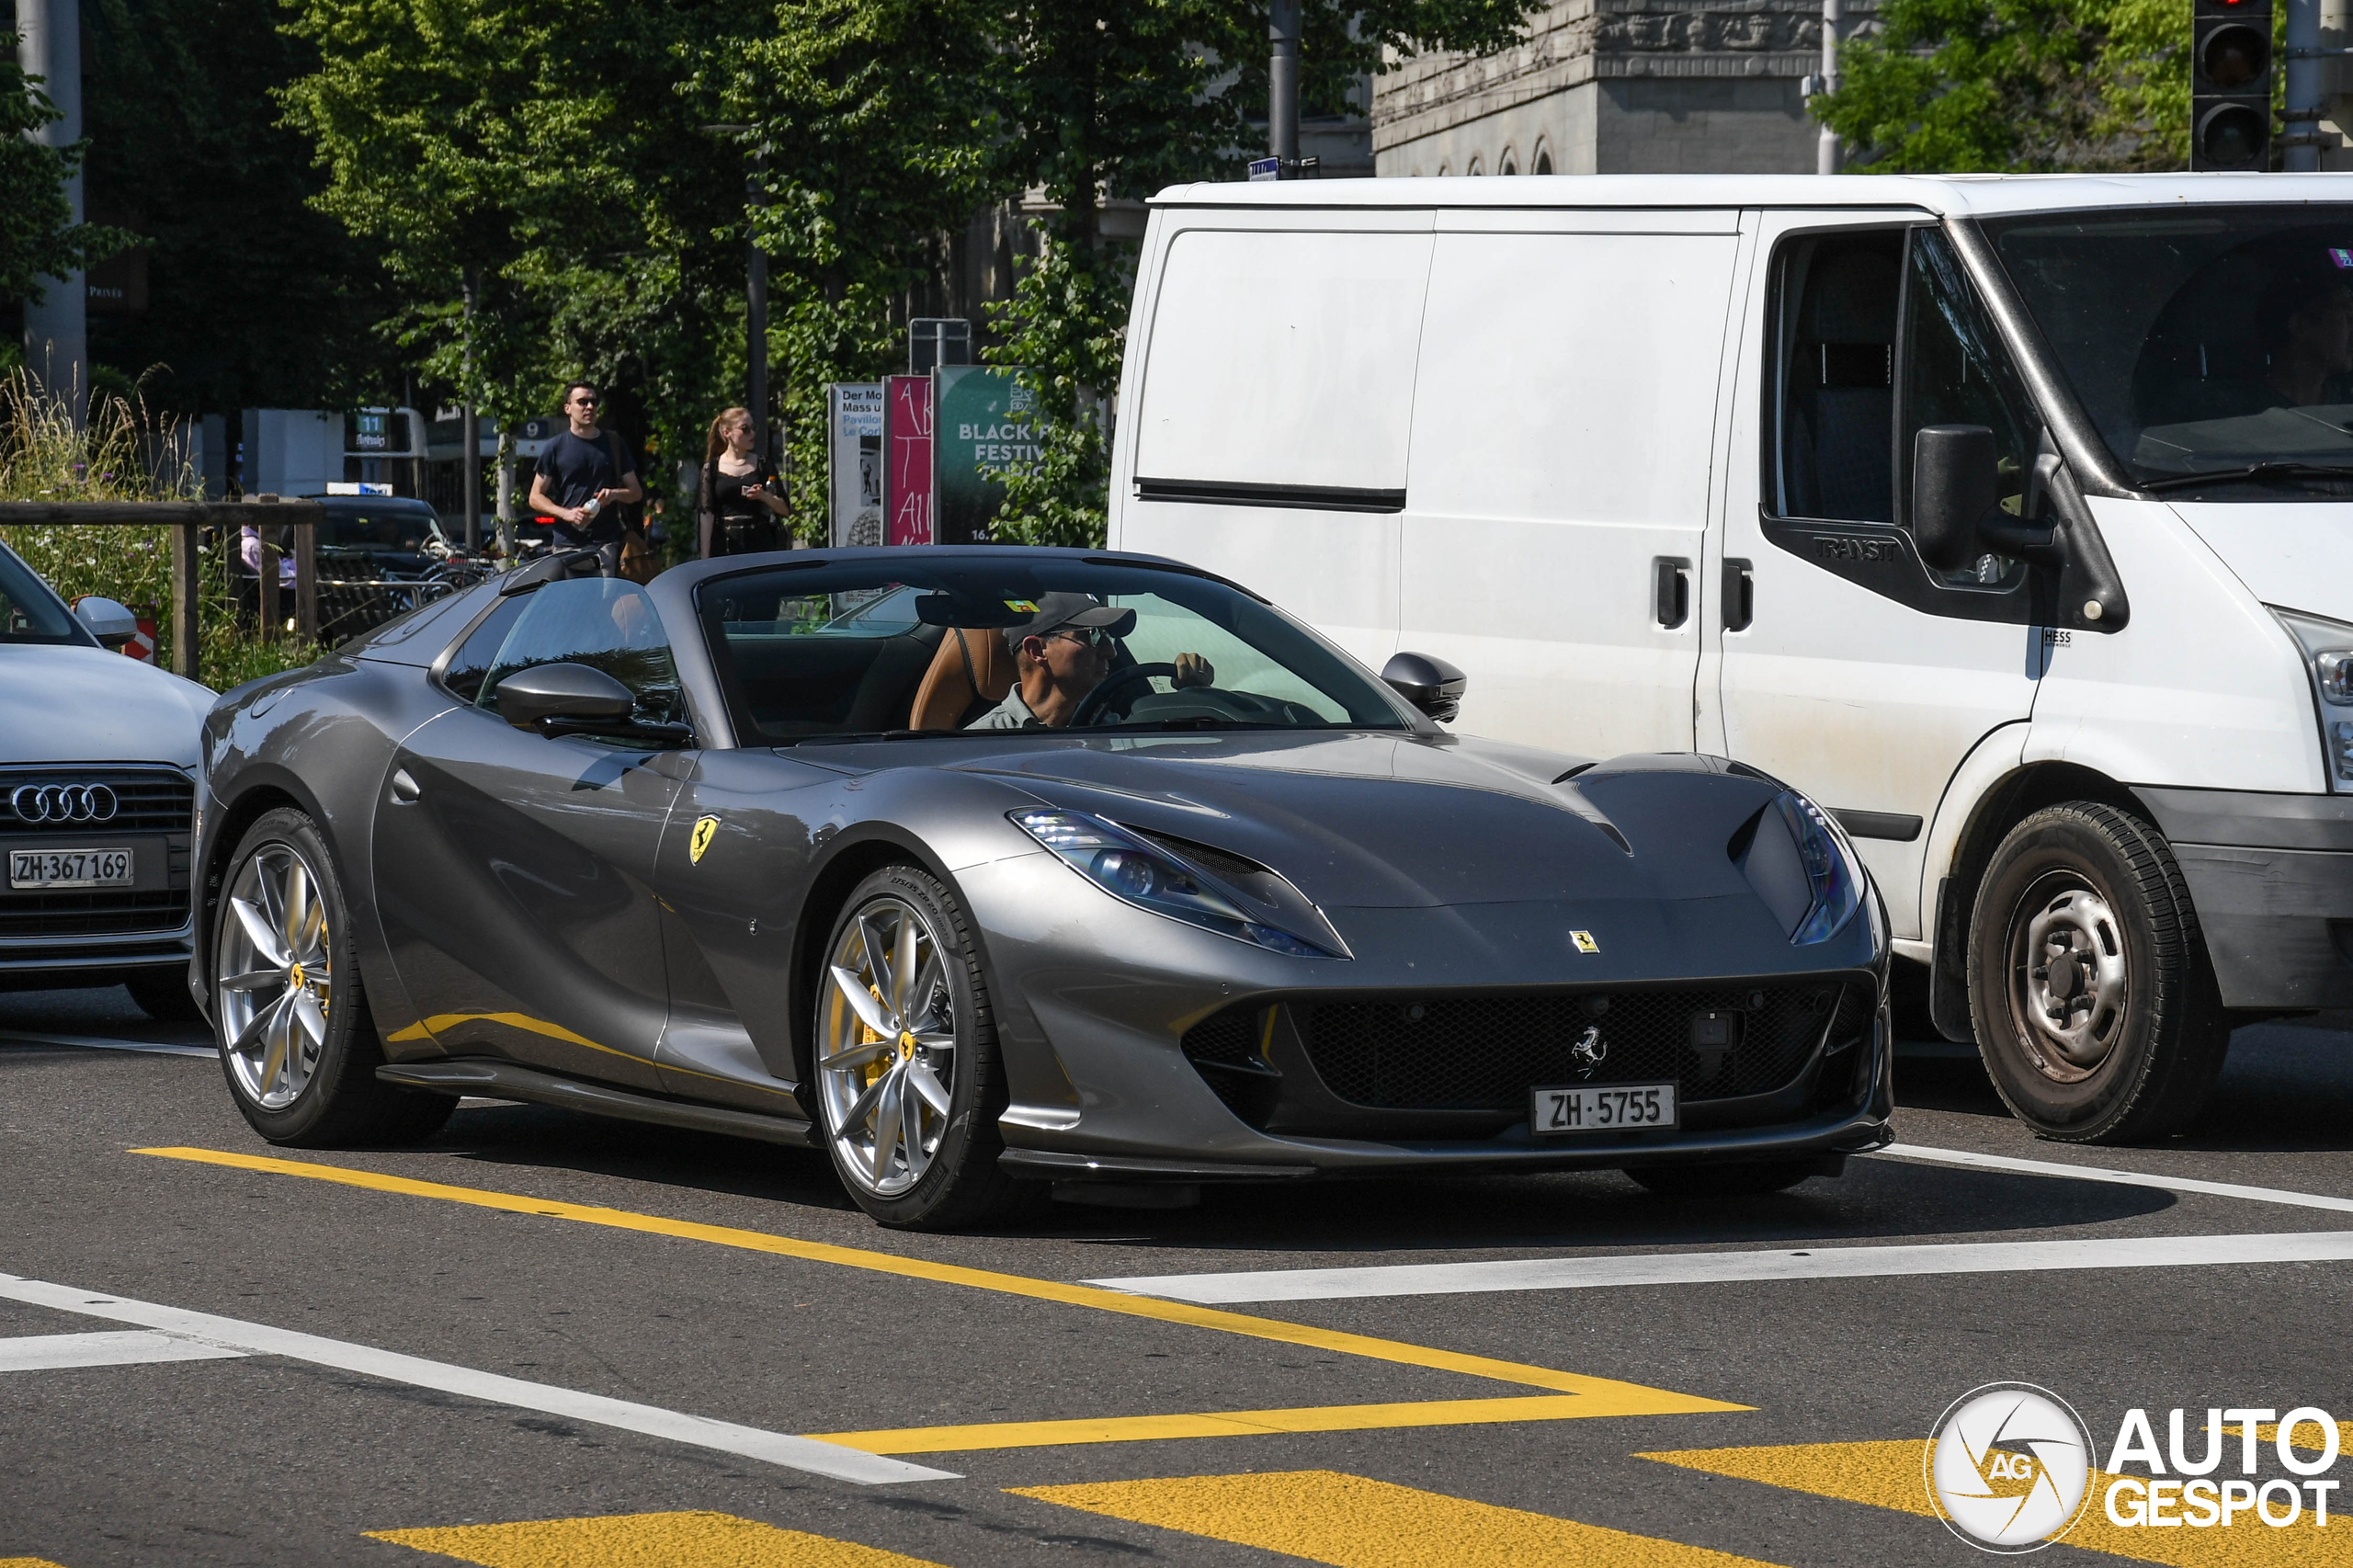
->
[0,496,325,676]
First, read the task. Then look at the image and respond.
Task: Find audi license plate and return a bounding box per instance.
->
[1531,1081,1678,1135]
[9,847,132,890]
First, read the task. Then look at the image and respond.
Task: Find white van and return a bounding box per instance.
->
[1109,173,2353,1145]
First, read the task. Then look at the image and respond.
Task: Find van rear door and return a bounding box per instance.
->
[1397,209,1743,756]
[1116,212,1434,672]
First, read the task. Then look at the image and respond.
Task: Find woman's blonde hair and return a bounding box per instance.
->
[704,406,752,463]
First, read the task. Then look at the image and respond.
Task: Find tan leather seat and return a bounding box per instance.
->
[908,628,1016,730]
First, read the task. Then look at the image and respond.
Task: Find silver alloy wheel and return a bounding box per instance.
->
[817,895,958,1198]
[215,842,333,1110]
[2008,881,2129,1083]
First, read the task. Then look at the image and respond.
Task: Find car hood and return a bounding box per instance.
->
[2169,500,2353,624]
[943,731,1779,910]
[0,645,211,767]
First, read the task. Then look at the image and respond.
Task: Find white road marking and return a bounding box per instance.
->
[0,1028,213,1060]
[1087,1231,2353,1303]
[0,1329,245,1371]
[1873,1142,2353,1214]
[0,1272,955,1485]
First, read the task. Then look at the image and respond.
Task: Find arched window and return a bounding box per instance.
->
[1533,144,1553,176]
[1438,162,1450,176]
[1467,155,1484,176]
[1499,148,1518,176]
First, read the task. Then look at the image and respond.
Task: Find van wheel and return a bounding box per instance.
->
[1967,802,2229,1143]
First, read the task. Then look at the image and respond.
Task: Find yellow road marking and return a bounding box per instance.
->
[1011,1470,1790,1566]
[133,1147,1742,1414]
[2,1558,74,1567]
[1643,1441,2353,1565]
[816,1394,1682,1454]
[369,1511,944,1567]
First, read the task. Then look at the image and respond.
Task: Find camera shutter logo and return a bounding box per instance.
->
[1926,1383,2093,1552]
[9,784,118,824]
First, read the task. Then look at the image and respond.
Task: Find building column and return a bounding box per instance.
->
[19,0,86,417]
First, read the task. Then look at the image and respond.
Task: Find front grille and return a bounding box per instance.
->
[0,767,193,835]
[1287,984,1854,1111]
[0,889,188,937]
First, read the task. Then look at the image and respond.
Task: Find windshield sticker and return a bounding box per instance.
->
[1003,599,1039,613]
[2333,248,2353,269]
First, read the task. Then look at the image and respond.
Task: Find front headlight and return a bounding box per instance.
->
[1735,791,1865,945]
[1009,809,1340,959]
[2271,607,2353,790]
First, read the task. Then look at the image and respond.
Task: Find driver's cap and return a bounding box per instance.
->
[1003,592,1136,651]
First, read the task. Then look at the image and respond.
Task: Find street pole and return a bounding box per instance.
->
[1270,0,1302,161]
[747,147,768,465]
[19,0,86,422]
[2288,0,2324,170]
[460,267,481,555]
[1816,0,1844,176]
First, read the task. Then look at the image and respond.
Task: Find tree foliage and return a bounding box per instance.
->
[0,48,115,312]
[1814,0,2192,170]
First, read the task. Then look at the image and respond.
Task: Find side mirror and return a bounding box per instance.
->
[1911,425,1998,573]
[494,662,637,733]
[72,596,139,649]
[1382,651,1467,723]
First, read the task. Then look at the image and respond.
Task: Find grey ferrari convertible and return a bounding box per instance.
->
[190,547,1892,1228]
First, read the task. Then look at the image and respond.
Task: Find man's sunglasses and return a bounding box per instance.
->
[1047,625,1117,650]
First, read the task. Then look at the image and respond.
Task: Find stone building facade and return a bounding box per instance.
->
[1373,0,1874,178]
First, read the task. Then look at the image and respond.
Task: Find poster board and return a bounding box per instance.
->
[882,374,934,546]
[826,384,884,548]
[932,366,1036,544]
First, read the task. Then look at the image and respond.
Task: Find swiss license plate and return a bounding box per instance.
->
[1531,1081,1679,1135]
[9,847,132,890]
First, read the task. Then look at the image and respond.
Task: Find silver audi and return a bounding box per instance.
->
[0,537,212,1017]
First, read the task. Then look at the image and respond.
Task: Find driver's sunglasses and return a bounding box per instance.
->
[1050,625,1117,651]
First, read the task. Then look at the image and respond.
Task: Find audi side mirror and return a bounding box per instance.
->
[72,596,139,649]
[494,662,637,733]
[1910,425,1999,573]
[1382,651,1467,723]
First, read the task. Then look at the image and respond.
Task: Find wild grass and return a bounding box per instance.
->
[0,370,323,689]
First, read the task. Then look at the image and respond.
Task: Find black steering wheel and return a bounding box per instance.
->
[1070,662,1177,727]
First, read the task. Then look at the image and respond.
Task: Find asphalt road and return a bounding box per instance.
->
[6,986,2353,1568]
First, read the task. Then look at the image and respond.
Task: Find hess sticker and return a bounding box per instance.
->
[1570,929,1600,954]
[689,815,721,865]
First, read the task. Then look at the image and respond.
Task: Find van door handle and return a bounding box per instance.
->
[389,767,420,804]
[1723,558,1754,631]
[1653,558,1691,630]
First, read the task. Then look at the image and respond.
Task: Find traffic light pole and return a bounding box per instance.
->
[1816,0,1843,175]
[2285,0,2324,168]
[1269,0,1301,162]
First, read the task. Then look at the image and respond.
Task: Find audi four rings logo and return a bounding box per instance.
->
[9,784,119,823]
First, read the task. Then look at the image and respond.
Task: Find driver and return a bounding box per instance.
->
[968,593,1212,729]
[2257,261,2353,407]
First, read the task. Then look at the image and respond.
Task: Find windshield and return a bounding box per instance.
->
[698,558,1415,743]
[0,541,85,644]
[318,501,444,553]
[1986,206,2353,493]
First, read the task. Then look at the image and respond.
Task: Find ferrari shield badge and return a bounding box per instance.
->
[689,815,721,865]
[1570,929,1599,954]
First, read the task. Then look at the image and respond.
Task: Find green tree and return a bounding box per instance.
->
[1813,0,2191,170]
[0,45,116,313]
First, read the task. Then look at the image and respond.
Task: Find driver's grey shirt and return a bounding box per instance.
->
[967,686,1042,729]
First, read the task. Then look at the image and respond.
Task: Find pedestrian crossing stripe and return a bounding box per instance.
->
[1641,1441,2349,1566]
[368,1511,949,1566]
[1010,1470,1791,1566]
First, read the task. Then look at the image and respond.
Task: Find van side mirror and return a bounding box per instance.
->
[1911,425,1998,573]
[72,596,139,649]
[1382,651,1466,723]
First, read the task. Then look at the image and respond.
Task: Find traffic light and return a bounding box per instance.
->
[2192,0,2273,170]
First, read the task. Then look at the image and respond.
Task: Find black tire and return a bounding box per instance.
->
[212,807,453,1147]
[1967,801,2229,1143]
[812,864,1015,1230]
[124,966,203,1022]
[1627,1160,1819,1198]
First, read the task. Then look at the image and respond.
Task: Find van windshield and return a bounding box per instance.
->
[1984,206,2353,495]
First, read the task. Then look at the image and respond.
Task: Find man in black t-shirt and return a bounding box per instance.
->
[528,381,644,574]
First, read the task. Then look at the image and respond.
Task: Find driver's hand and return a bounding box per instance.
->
[1174,653,1215,689]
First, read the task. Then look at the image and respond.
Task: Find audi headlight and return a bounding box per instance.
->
[1735,791,1865,945]
[1009,809,1339,959]
[2272,608,2353,790]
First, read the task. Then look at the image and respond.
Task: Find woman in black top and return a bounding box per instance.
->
[700,406,790,557]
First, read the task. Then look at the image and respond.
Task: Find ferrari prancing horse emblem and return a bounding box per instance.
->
[689,815,721,865]
[1570,929,1599,954]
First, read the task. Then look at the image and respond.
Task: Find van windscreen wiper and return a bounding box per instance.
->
[2138,461,2353,493]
